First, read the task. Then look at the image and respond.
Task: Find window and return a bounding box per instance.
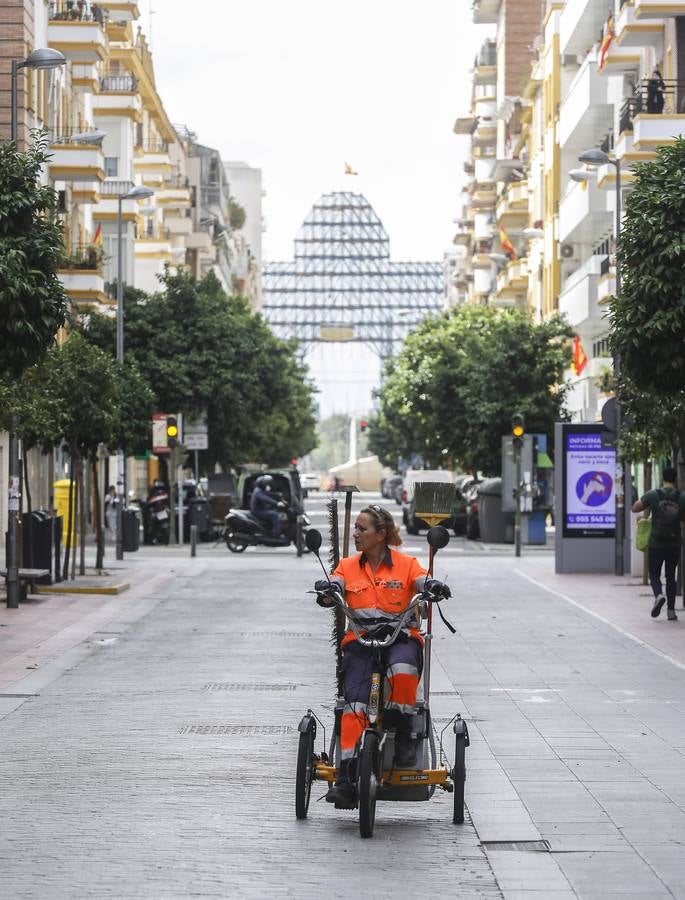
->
[104,157,118,177]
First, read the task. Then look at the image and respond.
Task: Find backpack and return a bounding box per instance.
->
[651,488,682,542]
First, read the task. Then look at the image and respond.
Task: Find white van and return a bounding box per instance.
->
[401,469,455,534]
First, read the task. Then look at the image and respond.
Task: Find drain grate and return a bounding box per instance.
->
[240,631,313,638]
[482,840,550,852]
[431,691,460,696]
[178,724,291,735]
[204,683,296,692]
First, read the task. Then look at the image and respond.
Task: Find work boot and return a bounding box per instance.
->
[325,781,357,808]
[394,733,419,768]
[668,608,678,621]
[651,594,666,618]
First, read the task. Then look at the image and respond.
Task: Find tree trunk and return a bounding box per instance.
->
[23,446,34,570]
[62,454,76,582]
[79,457,86,576]
[71,463,78,581]
[92,456,104,571]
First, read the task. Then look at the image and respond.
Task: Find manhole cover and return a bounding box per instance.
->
[204,683,296,692]
[178,724,291,735]
[240,631,313,638]
[482,840,550,852]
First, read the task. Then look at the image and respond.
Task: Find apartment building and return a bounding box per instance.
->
[456,0,685,422]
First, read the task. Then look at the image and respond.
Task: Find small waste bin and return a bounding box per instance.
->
[122,508,140,552]
[526,508,548,545]
[22,510,53,584]
[53,479,76,548]
[188,497,210,539]
[478,478,514,543]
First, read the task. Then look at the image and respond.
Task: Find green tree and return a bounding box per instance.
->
[369,306,572,475]
[79,269,317,469]
[0,135,68,376]
[609,137,685,474]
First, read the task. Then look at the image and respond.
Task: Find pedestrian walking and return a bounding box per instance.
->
[632,466,685,620]
[104,485,118,541]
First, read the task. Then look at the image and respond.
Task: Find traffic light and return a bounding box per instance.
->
[166,415,179,449]
[360,419,367,432]
[511,413,525,450]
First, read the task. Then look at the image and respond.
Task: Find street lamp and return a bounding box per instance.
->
[11,48,66,143]
[578,147,625,576]
[5,49,66,609]
[114,184,154,560]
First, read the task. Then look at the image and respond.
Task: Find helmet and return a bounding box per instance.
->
[255,475,273,490]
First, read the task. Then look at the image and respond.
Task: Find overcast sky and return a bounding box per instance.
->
[137,1,491,420]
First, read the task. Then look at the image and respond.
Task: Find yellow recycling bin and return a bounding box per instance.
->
[53,479,77,549]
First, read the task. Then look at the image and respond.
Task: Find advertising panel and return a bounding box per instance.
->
[562,425,616,538]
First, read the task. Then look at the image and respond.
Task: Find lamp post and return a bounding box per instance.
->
[115,184,154,561]
[6,48,66,610]
[578,147,625,576]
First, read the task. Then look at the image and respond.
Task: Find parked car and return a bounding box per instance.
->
[381,474,402,500]
[452,474,482,536]
[300,472,321,497]
[401,469,455,535]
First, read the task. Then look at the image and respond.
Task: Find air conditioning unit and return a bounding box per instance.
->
[558,242,578,261]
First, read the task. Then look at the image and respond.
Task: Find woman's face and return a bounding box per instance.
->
[353,512,386,554]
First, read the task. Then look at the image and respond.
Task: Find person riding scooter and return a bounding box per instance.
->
[250,475,285,536]
[314,504,451,806]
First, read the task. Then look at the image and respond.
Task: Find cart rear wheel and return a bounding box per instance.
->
[358,732,379,838]
[295,722,315,819]
[452,734,466,824]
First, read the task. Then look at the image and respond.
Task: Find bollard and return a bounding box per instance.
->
[190,524,197,557]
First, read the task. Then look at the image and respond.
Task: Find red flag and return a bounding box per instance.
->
[572,336,588,375]
[598,12,614,72]
[92,223,103,247]
[499,227,517,260]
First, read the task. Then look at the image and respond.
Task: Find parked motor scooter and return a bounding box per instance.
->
[143,481,170,545]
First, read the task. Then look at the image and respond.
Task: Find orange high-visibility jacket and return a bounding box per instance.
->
[332,548,427,647]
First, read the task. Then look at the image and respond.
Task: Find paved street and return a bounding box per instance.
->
[2,492,685,898]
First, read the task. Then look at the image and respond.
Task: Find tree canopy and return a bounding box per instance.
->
[368,306,572,475]
[0,135,68,377]
[79,269,317,468]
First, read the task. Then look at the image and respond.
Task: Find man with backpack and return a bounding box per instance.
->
[632,467,685,620]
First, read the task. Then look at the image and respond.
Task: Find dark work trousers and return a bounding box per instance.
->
[342,636,423,733]
[648,545,680,609]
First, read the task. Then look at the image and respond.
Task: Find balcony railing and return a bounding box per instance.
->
[139,140,168,153]
[99,74,138,93]
[619,79,685,132]
[49,1,107,23]
[99,179,134,196]
[136,225,170,241]
[61,243,104,270]
[475,47,497,67]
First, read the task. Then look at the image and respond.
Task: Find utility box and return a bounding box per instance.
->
[478,478,514,543]
[53,479,76,548]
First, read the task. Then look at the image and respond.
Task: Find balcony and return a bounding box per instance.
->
[134,140,172,180]
[559,0,610,57]
[496,181,529,231]
[472,0,501,23]
[558,51,611,150]
[473,121,497,147]
[557,254,606,327]
[474,213,495,241]
[135,227,172,261]
[165,215,193,236]
[495,257,528,303]
[558,178,612,244]
[98,1,140,21]
[473,267,494,295]
[615,1,663,46]
[635,0,685,16]
[617,80,685,150]
[94,179,139,220]
[48,134,105,182]
[474,96,497,120]
[58,244,107,306]
[47,2,107,63]
[597,257,616,303]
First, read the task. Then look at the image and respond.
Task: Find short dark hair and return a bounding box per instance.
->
[663,466,677,484]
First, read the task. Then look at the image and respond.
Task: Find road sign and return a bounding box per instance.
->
[184,415,208,436]
[184,433,208,450]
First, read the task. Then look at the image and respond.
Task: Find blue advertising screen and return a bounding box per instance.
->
[563,426,616,538]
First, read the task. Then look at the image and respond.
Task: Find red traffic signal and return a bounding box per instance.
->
[360,419,367,432]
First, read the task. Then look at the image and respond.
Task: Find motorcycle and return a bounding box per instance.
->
[223,498,311,555]
[143,484,170,545]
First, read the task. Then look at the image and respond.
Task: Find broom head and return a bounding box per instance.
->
[413,481,457,528]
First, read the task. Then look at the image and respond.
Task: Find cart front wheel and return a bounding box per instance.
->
[452,734,466,824]
[295,719,315,819]
[358,731,379,838]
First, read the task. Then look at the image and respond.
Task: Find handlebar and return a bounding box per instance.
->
[314,590,441,648]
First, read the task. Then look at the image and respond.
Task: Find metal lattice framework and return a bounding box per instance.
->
[262,192,445,360]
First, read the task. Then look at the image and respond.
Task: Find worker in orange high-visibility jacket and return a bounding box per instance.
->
[314,504,451,807]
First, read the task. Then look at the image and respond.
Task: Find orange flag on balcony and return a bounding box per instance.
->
[92,224,103,247]
[499,227,517,260]
[572,336,588,375]
[598,11,614,72]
